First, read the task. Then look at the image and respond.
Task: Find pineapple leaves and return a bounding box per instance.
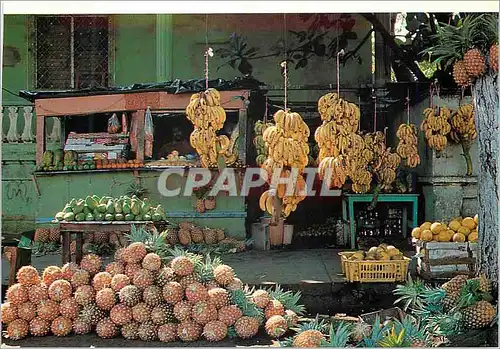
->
[268,285,306,315]
[320,321,352,347]
[393,276,426,311]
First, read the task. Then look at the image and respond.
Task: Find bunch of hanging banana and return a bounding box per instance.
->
[373,148,401,190]
[258,109,310,217]
[450,104,477,143]
[344,155,372,193]
[396,123,420,168]
[253,120,273,166]
[420,106,452,152]
[317,92,361,129]
[185,88,230,167]
[318,156,347,189]
[259,174,307,218]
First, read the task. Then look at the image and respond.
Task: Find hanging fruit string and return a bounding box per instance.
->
[281,13,288,111]
[373,93,377,132]
[406,88,410,124]
[358,94,362,132]
[429,83,435,109]
[264,96,268,123]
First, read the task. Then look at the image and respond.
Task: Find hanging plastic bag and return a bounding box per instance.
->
[121,112,128,134]
[107,113,121,134]
[144,107,154,158]
[130,115,138,152]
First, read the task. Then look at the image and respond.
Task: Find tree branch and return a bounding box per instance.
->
[362,13,429,82]
[342,29,374,62]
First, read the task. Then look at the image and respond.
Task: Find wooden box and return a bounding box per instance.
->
[416,241,476,280]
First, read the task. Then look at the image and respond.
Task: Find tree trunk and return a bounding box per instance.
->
[472,74,499,288]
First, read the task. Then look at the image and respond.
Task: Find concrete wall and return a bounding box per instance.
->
[389,95,479,222]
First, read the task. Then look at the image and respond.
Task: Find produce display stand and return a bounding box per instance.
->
[58,221,154,264]
[342,193,419,249]
[30,89,254,238]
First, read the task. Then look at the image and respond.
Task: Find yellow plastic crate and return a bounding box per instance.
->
[344,257,410,283]
[338,251,356,274]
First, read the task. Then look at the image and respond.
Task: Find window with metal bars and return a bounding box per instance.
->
[34,15,110,90]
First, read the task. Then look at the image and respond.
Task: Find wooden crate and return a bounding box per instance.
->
[416,241,476,280]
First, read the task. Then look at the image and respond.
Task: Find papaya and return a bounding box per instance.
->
[141,199,151,215]
[135,215,143,221]
[62,205,73,214]
[99,197,108,205]
[143,214,152,221]
[97,204,107,213]
[55,212,65,221]
[85,196,97,210]
[69,199,77,208]
[122,202,131,214]
[131,200,141,215]
[54,149,64,167]
[105,213,114,221]
[73,201,85,215]
[75,213,85,222]
[83,206,92,215]
[106,201,115,214]
[42,150,54,167]
[115,213,124,221]
[63,212,75,221]
[114,201,123,214]
[85,213,94,221]
[152,213,162,222]
[125,213,135,221]
[95,213,104,221]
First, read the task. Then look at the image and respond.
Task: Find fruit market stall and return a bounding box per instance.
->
[22,80,265,239]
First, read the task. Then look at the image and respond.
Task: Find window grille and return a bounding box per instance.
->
[34,15,111,90]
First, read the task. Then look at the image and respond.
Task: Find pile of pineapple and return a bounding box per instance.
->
[1,228,305,343]
[346,243,405,261]
[412,215,478,243]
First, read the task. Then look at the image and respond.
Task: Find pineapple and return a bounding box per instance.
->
[164,229,180,246]
[133,269,155,289]
[218,305,243,326]
[178,320,203,341]
[208,287,230,309]
[119,285,142,307]
[34,228,50,243]
[213,264,235,286]
[110,303,133,326]
[80,254,102,275]
[226,277,243,291]
[292,329,324,347]
[203,228,218,245]
[203,320,228,341]
[158,323,179,342]
[37,299,60,322]
[196,199,206,213]
[265,299,285,319]
[171,255,195,276]
[442,274,469,295]
[72,318,92,335]
[463,48,486,78]
[186,282,209,303]
[125,263,142,279]
[155,266,176,287]
[132,302,152,323]
[111,273,130,292]
[74,285,95,306]
[142,253,162,271]
[179,273,202,289]
[461,300,497,329]
[16,266,40,286]
[234,316,260,339]
[28,283,48,303]
[265,315,288,338]
[95,288,117,311]
[204,196,216,210]
[17,302,37,321]
[151,304,175,325]
[284,309,299,327]
[162,281,184,304]
[143,285,163,306]
[178,228,192,246]
[190,226,205,244]
[50,316,72,336]
[191,300,218,325]
[71,269,91,288]
[92,271,112,291]
[29,317,51,337]
[453,60,471,87]
[49,227,60,242]
[96,317,118,338]
[215,228,225,242]
[61,262,79,281]
[121,321,140,339]
[472,274,492,293]
[122,242,148,264]
[138,321,159,341]
[174,301,193,321]
[94,231,108,244]
[80,303,106,326]
[350,321,372,342]
[1,302,18,324]
[105,261,125,276]
[490,44,498,72]
[42,266,63,286]
[48,279,72,302]
[6,318,29,340]
[252,289,271,309]
[59,298,81,319]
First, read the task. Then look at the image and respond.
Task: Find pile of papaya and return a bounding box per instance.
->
[37,150,97,172]
[54,195,167,222]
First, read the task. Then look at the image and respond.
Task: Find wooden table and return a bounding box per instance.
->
[342,193,419,249]
[58,221,154,264]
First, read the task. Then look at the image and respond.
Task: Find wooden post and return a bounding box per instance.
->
[36,115,46,165]
[134,110,146,163]
[75,233,83,264]
[62,231,71,264]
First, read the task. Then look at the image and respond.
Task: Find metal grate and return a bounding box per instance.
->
[35,15,110,90]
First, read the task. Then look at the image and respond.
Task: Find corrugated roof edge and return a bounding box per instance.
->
[19,77,267,102]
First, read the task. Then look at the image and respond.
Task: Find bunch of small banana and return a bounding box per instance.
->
[317,92,361,129]
[396,123,420,168]
[258,174,307,218]
[258,109,310,217]
[185,88,225,130]
[420,107,452,152]
[318,156,347,189]
[254,120,273,166]
[374,148,401,190]
[450,104,477,143]
[363,131,386,157]
[344,156,372,193]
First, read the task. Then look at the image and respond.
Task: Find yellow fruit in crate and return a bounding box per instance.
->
[391,253,404,260]
[462,217,476,230]
[432,234,440,241]
[431,222,445,234]
[350,252,365,261]
[368,247,378,254]
[468,231,478,242]
[420,222,432,231]
[376,247,386,255]
[411,227,421,239]
[421,230,433,241]
[445,230,455,241]
[365,253,377,261]
[386,246,400,257]
[378,243,389,251]
[452,233,466,242]
[438,231,450,242]
[449,220,461,232]
[452,216,463,224]
[473,214,478,224]
[376,252,391,261]
[458,226,471,236]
